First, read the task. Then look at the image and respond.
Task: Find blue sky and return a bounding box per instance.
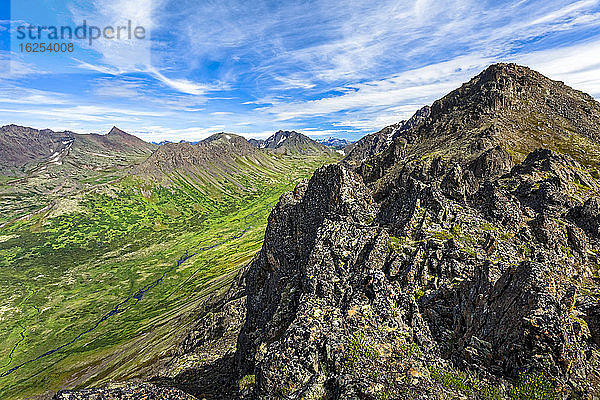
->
[1,0,600,142]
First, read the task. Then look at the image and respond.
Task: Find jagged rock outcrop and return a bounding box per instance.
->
[235,64,600,399]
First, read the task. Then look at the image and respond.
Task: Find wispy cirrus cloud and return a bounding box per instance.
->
[74,58,223,96]
[253,36,600,130]
[0,104,169,121]
[146,66,225,96]
[253,55,489,119]
[0,84,70,105]
[235,0,600,88]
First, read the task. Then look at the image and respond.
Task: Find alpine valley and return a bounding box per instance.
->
[0,126,338,399]
[2,63,600,400]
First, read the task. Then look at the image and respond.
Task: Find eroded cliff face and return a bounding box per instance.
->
[235,64,600,399]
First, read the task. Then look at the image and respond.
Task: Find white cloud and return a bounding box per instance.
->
[239,0,600,88]
[254,37,600,132]
[333,105,427,130]
[74,59,220,96]
[68,0,155,69]
[147,67,215,96]
[73,58,128,74]
[69,0,222,96]
[0,51,45,77]
[529,0,599,25]
[93,80,142,97]
[271,76,317,90]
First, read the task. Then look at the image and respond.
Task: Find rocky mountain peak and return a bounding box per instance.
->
[230,65,600,399]
[107,126,128,136]
[475,62,539,85]
[360,63,600,189]
[103,126,153,147]
[83,126,152,154]
[204,132,254,149]
[252,130,333,155]
[0,125,74,173]
[263,130,298,148]
[430,62,598,126]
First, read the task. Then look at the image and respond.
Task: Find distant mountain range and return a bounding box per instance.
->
[316,137,352,150]
[0,127,337,181]
[152,139,201,145]
[153,130,337,155]
[137,132,263,183]
[137,131,335,185]
[0,125,155,175]
[154,134,356,155]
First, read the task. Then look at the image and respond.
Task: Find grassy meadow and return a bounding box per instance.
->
[0,151,337,399]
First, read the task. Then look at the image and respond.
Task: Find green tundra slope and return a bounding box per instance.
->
[0,127,339,399]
